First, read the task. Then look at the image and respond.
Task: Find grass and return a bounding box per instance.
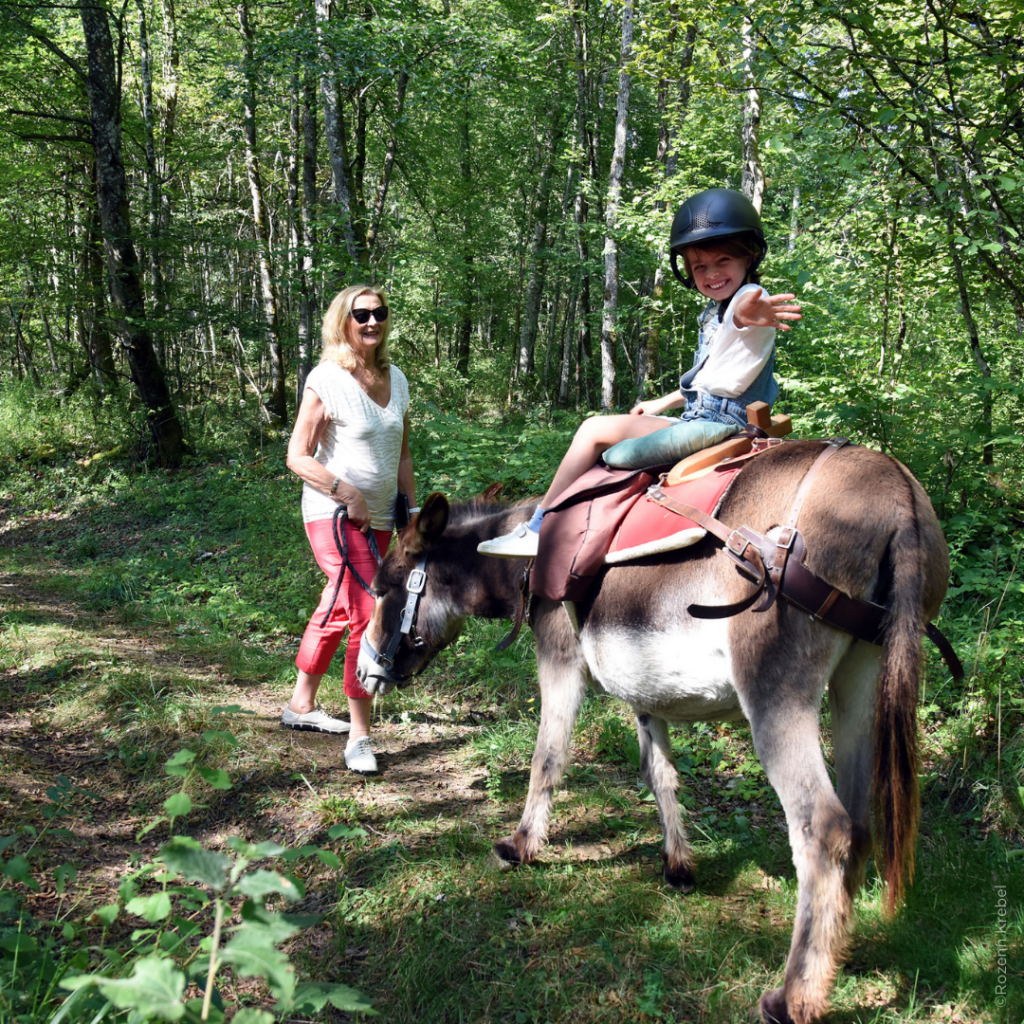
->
[1,439,1022,1023]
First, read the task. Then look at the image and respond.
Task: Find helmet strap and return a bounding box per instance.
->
[670,250,696,289]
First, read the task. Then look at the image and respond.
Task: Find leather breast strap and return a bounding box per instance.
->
[647,440,964,680]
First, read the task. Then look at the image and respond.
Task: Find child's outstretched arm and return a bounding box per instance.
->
[733,288,802,331]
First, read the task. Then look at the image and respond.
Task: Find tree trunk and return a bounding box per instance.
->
[136,0,168,365]
[238,0,288,425]
[740,8,765,213]
[82,195,117,390]
[297,74,318,399]
[646,19,696,398]
[558,287,577,408]
[571,0,596,408]
[517,114,561,380]
[366,69,409,255]
[10,305,42,386]
[601,0,633,409]
[924,124,994,465]
[79,1,184,464]
[314,0,360,269]
[159,0,179,176]
[788,183,800,250]
[456,86,472,377]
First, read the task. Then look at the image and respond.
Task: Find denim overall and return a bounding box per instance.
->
[679,298,778,429]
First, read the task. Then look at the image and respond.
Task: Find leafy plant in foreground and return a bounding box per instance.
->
[2,709,373,1023]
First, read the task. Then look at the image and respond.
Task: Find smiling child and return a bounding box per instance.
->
[479,187,801,559]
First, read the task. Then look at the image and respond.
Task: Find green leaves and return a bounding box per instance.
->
[220,926,295,1006]
[63,955,187,1021]
[164,750,196,778]
[293,981,378,1015]
[163,792,192,816]
[127,891,173,923]
[159,837,231,891]
[197,767,232,789]
[234,869,304,901]
[2,854,39,891]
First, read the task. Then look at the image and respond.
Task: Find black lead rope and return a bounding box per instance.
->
[318,504,384,628]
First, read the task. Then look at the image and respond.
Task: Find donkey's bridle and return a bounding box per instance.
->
[360,554,433,685]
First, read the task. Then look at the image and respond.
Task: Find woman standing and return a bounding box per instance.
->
[283,285,416,773]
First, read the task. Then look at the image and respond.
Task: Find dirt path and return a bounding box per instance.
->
[0,567,530,904]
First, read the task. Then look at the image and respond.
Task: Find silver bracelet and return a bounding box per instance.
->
[329,477,341,496]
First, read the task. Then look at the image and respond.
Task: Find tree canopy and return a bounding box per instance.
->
[0,0,1020,496]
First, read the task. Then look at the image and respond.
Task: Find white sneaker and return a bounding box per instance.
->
[345,735,378,774]
[281,706,351,734]
[477,522,539,559]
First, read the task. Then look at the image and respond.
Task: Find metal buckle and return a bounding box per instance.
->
[727,530,751,558]
[776,527,797,551]
[406,568,427,594]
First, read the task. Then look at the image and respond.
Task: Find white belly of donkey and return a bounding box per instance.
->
[580,617,743,721]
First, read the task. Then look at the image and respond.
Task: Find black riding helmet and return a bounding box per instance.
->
[669,188,767,288]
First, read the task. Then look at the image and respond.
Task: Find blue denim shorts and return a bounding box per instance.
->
[678,392,749,429]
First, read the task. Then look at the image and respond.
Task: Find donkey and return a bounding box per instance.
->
[356,440,950,1024]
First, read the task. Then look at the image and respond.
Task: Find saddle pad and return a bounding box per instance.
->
[530,463,663,602]
[608,461,746,559]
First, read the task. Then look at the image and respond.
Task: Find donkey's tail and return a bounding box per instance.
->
[873,471,925,915]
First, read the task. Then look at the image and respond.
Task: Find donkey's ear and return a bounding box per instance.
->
[403,492,449,556]
[480,482,504,502]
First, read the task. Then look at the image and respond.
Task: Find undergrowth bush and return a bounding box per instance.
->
[0,381,138,471]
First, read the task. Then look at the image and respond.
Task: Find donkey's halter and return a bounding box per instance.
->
[648,438,964,681]
[359,554,433,684]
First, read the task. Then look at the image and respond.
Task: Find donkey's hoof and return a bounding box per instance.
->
[492,839,523,870]
[664,862,697,893]
[759,989,795,1024]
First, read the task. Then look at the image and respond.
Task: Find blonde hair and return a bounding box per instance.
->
[681,235,763,287]
[320,284,392,370]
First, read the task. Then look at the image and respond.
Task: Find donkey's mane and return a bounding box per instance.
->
[444,495,533,529]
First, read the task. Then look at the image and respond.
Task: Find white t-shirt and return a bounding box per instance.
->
[300,362,410,529]
[688,284,775,399]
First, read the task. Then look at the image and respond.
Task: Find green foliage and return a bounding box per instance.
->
[0,381,135,474]
[1,720,373,1023]
[411,407,575,502]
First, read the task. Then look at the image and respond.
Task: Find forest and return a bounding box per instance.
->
[0,0,1022,1021]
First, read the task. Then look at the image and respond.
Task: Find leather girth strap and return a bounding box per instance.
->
[647,438,964,680]
[496,561,532,652]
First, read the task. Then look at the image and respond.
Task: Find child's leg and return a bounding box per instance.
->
[542,414,673,505]
[478,413,673,559]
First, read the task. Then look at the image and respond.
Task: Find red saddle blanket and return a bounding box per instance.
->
[609,462,743,557]
[530,458,747,603]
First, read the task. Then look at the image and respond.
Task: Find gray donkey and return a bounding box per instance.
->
[358,440,950,1024]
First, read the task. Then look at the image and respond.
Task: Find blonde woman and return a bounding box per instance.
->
[283,285,416,773]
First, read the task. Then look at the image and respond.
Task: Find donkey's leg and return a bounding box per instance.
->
[828,642,883,898]
[747,693,856,1024]
[636,713,696,892]
[493,609,588,868]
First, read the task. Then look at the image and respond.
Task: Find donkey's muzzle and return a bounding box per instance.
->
[356,637,408,695]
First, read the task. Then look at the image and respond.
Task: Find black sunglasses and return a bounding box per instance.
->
[350,306,389,324]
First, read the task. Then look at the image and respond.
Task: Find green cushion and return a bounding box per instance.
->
[601,419,740,470]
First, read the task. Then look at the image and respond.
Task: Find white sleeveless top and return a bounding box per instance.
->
[300,362,410,529]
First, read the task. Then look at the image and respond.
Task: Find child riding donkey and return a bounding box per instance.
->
[479,188,801,559]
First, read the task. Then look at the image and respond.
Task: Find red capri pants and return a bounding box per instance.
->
[295,518,392,699]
